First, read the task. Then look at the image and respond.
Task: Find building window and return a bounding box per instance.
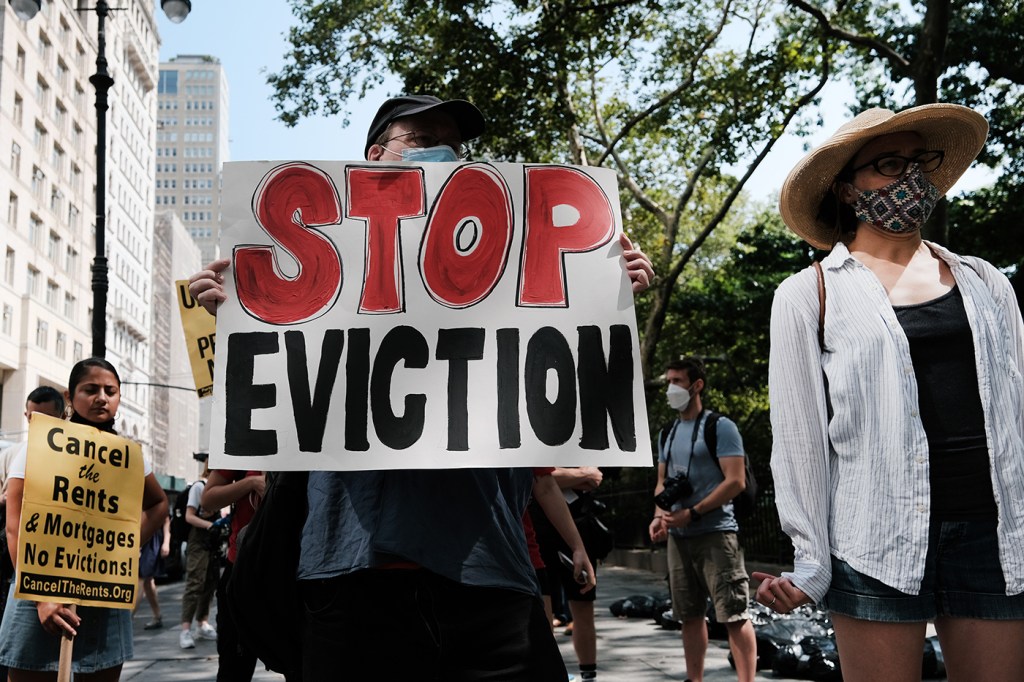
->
[29,214,42,247]
[16,47,25,77]
[1,305,12,336]
[4,249,15,285]
[64,292,75,320]
[7,193,18,228]
[31,167,45,199]
[10,143,21,176]
[73,340,83,362]
[56,331,67,358]
[13,94,23,128]
[36,318,48,349]
[35,77,50,111]
[26,266,40,297]
[65,246,78,275]
[46,280,59,308]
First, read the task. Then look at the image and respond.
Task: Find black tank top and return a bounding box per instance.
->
[894,286,996,521]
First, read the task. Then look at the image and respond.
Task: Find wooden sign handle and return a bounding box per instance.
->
[57,603,77,682]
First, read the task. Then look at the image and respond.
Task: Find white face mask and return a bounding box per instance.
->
[666,383,691,411]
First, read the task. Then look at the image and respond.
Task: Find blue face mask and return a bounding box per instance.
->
[400,145,459,163]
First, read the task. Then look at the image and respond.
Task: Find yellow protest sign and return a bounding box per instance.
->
[176,279,216,396]
[15,414,144,609]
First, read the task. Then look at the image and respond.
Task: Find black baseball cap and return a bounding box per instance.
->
[364,95,485,158]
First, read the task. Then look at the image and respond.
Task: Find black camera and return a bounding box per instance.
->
[654,473,693,511]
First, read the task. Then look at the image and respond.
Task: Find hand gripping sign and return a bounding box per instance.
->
[15,414,144,608]
[212,160,652,471]
[176,279,217,396]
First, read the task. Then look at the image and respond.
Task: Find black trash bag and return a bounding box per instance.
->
[745,603,833,673]
[923,636,946,679]
[771,635,842,681]
[654,606,682,630]
[608,594,669,619]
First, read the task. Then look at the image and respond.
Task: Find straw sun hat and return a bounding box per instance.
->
[778,103,988,249]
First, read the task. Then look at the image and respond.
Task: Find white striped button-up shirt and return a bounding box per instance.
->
[769,241,1024,603]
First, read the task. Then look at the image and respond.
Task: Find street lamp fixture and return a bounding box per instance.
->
[160,0,190,24]
[9,0,191,357]
[8,0,39,21]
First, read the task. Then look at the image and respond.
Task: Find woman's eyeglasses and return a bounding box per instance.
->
[851,150,945,177]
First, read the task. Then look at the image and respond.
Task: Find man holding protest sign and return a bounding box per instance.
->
[0,358,168,679]
[190,94,654,680]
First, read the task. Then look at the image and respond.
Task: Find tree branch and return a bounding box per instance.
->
[593,0,733,167]
[787,0,910,68]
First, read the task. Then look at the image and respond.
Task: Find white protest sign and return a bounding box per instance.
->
[210,160,651,470]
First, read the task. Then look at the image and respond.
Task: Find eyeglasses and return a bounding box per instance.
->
[850,150,945,177]
[381,130,470,159]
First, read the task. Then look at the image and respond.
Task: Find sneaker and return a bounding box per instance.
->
[196,623,217,641]
[143,618,163,630]
[179,629,195,649]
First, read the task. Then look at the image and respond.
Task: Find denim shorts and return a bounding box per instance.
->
[0,584,133,673]
[824,519,1024,622]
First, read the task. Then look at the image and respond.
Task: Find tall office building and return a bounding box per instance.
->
[156,55,229,265]
[0,0,158,451]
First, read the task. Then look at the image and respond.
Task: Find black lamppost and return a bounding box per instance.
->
[9,0,191,358]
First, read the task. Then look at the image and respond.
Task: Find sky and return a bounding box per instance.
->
[154,4,992,203]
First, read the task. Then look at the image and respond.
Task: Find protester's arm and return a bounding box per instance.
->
[159,512,171,557]
[185,501,214,530]
[550,466,603,493]
[202,470,265,510]
[648,461,669,543]
[141,473,169,545]
[5,477,22,569]
[188,258,232,316]
[532,474,596,593]
[620,233,655,293]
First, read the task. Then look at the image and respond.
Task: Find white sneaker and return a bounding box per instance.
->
[196,623,217,641]
[179,629,195,649]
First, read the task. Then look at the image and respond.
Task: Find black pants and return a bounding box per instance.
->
[216,561,258,682]
[300,569,567,681]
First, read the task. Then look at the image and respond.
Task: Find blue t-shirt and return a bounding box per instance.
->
[297,468,537,595]
[658,412,744,537]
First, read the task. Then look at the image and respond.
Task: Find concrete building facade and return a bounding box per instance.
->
[0,1,202,487]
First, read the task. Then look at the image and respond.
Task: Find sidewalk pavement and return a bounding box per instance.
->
[124,563,778,681]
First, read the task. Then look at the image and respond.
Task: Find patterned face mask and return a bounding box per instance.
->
[847,165,941,234]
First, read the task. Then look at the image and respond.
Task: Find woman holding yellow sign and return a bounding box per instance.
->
[0,358,168,680]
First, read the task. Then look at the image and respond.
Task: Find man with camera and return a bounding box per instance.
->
[649,357,756,682]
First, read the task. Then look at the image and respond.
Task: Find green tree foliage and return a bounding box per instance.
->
[269,0,832,381]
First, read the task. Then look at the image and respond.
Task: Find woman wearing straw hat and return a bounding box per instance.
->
[754,104,1024,681]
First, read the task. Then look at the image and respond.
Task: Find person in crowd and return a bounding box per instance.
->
[178,464,220,649]
[758,103,1024,682]
[137,513,171,630]
[0,386,66,681]
[0,358,168,680]
[189,93,655,681]
[530,466,605,681]
[649,357,756,682]
[0,386,65,501]
[201,469,266,681]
